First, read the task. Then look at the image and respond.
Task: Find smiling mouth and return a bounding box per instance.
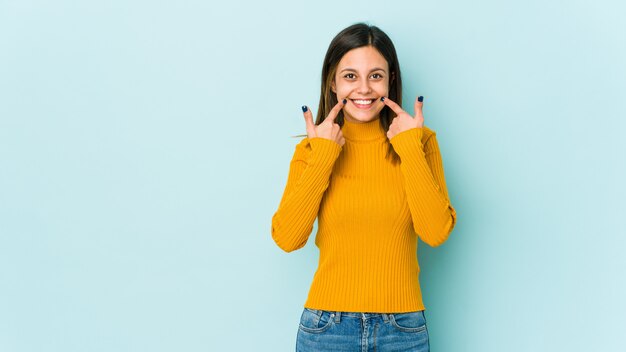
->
[350,98,376,108]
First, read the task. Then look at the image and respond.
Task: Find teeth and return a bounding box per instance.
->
[353,99,373,104]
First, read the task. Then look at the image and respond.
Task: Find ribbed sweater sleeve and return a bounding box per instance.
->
[271,137,343,252]
[389,127,457,247]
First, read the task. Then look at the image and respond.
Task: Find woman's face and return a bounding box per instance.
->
[331,45,391,123]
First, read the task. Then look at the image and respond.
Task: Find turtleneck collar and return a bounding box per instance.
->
[341,117,386,142]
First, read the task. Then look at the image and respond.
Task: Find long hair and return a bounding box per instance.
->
[295,22,403,163]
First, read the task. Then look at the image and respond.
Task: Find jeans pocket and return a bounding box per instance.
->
[389,310,427,333]
[298,308,335,334]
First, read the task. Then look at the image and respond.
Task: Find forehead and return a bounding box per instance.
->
[337,46,388,71]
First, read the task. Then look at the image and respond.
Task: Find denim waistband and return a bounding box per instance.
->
[305,308,423,324]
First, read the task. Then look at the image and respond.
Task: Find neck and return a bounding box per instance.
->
[341,117,386,142]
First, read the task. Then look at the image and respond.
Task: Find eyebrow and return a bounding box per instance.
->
[340,67,387,73]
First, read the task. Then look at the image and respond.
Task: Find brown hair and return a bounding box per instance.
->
[294,22,403,163]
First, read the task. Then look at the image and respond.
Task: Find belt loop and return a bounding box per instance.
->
[334,311,341,323]
[382,313,390,323]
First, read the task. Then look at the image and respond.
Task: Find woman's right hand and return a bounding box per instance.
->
[302,99,346,147]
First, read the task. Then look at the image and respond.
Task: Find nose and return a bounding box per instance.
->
[356,77,372,94]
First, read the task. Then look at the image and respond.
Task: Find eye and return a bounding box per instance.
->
[343,73,384,80]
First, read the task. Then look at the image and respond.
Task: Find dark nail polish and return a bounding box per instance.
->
[381,97,385,102]
[418,96,423,102]
[342,99,347,104]
[302,105,308,112]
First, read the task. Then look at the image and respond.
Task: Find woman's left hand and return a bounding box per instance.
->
[382,96,424,140]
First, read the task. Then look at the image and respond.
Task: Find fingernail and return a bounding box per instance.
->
[342,99,347,104]
[381,97,385,102]
[418,96,423,102]
[302,105,308,112]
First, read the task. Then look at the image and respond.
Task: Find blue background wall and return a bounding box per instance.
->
[1,0,624,351]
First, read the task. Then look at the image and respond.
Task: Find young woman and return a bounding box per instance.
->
[271,22,457,352]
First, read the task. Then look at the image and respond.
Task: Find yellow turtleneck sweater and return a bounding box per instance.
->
[271,117,457,313]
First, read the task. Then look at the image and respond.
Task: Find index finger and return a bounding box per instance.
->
[381,97,405,116]
[325,98,347,122]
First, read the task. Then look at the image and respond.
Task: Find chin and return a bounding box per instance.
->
[346,110,381,123]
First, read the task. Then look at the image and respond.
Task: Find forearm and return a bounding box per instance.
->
[390,128,457,247]
[271,138,342,252]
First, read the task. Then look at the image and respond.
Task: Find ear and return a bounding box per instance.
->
[331,79,336,93]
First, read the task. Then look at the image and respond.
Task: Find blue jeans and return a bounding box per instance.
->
[296,308,430,351]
